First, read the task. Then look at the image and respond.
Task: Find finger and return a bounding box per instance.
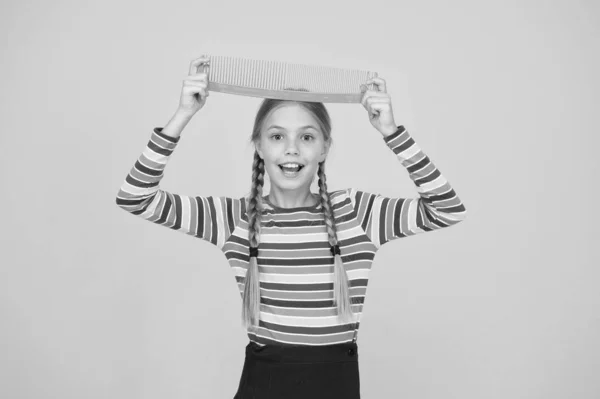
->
[185,86,208,101]
[368,107,380,119]
[366,97,391,104]
[365,97,390,113]
[366,76,386,83]
[189,54,210,67]
[185,81,209,96]
[360,90,389,108]
[360,92,375,106]
[189,54,211,75]
[185,73,208,82]
[362,90,389,98]
[184,84,207,93]
[198,88,209,100]
[365,77,387,93]
[369,101,391,111]
[363,95,390,113]
[368,103,391,118]
[360,91,369,109]
[360,83,384,93]
[184,80,207,88]
[190,61,210,76]
[365,79,386,93]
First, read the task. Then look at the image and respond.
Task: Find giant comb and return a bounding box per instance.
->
[201,55,378,103]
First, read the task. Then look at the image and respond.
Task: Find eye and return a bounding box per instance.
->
[271,134,314,141]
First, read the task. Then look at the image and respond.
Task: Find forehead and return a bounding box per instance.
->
[264,104,320,130]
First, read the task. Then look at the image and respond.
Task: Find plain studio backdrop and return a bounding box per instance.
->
[1,0,598,398]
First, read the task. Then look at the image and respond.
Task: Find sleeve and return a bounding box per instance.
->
[349,125,467,250]
[115,127,240,249]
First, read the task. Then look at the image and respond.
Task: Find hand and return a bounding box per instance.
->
[360,77,398,137]
[178,55,211,116]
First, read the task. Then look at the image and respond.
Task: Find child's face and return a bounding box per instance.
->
[256,104,330,190]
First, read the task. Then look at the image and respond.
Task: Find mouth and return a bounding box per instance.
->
[278,164,305,172]
[278,164,305,177]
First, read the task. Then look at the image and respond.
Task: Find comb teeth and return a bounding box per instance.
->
[204,55,378,103]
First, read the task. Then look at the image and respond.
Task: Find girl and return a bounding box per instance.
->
[116,55,467,398]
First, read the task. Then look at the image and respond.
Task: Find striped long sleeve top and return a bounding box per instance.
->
[116,125,467,347]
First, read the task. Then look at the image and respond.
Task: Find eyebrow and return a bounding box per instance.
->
[267,125,318,131]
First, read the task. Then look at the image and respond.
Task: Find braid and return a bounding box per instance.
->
[243,93,354,335]
[241,151,265,331]
[317,161,354,324]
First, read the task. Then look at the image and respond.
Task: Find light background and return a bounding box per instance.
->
[1,0,598,398]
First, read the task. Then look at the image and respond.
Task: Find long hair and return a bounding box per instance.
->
[242,91,354,333]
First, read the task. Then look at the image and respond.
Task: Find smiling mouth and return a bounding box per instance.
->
[278,165,305,172]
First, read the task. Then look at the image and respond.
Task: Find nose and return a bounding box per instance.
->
[285,143,299,155]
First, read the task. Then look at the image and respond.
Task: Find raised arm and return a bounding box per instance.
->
[115,123,240,249]
[115,55,240,248]
[352,77,467,249]
[350,125,467,249]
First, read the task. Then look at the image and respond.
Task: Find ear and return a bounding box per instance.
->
[319,140,331,163]
[255,141,263,159]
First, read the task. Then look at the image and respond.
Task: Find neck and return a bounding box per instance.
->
[266,191,318,208]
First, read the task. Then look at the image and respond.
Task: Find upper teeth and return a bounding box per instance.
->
[281,163,301,167]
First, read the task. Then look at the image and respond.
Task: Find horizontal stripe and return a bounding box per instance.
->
[116,125,467,347]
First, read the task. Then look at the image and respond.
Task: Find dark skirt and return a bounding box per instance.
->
[233,340,361,399]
